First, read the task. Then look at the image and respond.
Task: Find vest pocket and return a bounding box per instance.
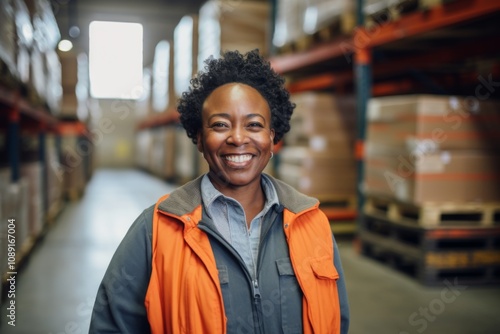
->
[276,257,302,334]
[310,258,339,280]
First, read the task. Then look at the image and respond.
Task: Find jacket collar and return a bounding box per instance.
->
[158,174,319,217]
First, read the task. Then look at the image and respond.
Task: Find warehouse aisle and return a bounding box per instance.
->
[0,169,175,334]
[1,168,500,334]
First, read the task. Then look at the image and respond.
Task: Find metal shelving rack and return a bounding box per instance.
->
[268,0,500,222]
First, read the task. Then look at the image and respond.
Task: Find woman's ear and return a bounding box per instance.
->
[196,132,203,153]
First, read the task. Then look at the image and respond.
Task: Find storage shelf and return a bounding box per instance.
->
[269,35,353,74]
[358,0,500,49]
[0,86,59,127]
[270,0,500,95]
[268,0,500,223]
[57,121,88,136]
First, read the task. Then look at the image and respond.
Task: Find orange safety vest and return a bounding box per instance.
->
[145,191,341,333]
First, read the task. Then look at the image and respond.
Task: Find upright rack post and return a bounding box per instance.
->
[354,46,371,220]
[8,103,20,183]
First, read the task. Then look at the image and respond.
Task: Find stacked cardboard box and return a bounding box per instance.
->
[174,127,200,182]
[279,92,357,198]
[60,135,88,200]
[361,95,500,285]
[26,0,61,108]
[135,129,153,171]
[150,127,177,180]
[45,133,64,221]
[198,0,270,67]
[364,95,500,204]
[273,0,356,50]
[152,40,176,113]
[174,15,198,100]
[20,161,44,237]
[60,52,90,120]
[0,169,30,273]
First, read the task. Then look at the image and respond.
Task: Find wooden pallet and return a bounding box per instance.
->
[45,199,65,225]
[66,187,85,202]
[318,195,357,209]
[364,195,500,228]
[359,214,500,285]
[364,0,419,29]
[277,11,356,55]
[419,0,459,10]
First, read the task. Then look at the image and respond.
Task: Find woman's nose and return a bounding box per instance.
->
[226,126,248,146]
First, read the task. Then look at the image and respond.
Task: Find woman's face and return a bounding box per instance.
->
[197,83,275,190]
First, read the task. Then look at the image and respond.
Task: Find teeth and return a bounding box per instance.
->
[225,154,252,163]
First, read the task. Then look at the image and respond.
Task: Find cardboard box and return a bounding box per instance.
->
[150,127,176,179]
[20,162,44,237]
[364,150,500,204]
[367,95,500,152]
[279,147,357,197]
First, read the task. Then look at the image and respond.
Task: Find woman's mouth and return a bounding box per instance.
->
[224,154,252,163]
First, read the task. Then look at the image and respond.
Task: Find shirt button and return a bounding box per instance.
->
[284,223,289,228]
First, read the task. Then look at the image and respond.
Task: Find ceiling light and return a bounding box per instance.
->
[58,39,73,52]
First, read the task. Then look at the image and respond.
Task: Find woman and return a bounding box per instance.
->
[89,50,349,333]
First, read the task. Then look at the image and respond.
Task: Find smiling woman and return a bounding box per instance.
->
[89,21,143,99]
[197,83,275,198]
[89,49,350,334]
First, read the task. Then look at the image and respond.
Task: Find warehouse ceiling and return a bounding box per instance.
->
[52,0,208,65]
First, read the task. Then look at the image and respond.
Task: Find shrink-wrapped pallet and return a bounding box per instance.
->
[60,52,90,120]
[14,0,33,83]
[45,49,62,114]
[273,0,304,48]
[45,134,64,220]
[0,0,17,86]
[302,0,356,35]
[25,0,60,52]
[279,93,357,198]
[20,162,44,237]
[174,15,198,99]
[198,0,270,69]
[152,40,175,113]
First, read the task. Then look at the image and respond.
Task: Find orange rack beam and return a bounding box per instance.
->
[358,0,500,48]
[269,35,353,74]
[137,108,180,130]
[57,121,88,136]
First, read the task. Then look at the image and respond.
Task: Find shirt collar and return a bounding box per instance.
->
[201,173,279,217]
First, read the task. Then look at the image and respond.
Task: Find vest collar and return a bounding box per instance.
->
[157,174,319,217]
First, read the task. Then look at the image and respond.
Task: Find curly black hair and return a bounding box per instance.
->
[177,49,295,144]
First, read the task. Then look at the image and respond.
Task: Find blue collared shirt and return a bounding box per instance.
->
[201,174,279,279]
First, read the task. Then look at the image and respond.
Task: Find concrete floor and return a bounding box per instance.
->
[1,169,499,334]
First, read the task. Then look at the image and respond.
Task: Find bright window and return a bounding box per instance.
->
[89,21,143,99]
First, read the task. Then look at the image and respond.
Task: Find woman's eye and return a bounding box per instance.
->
[248,122,263,128]
[211,122,228,128]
